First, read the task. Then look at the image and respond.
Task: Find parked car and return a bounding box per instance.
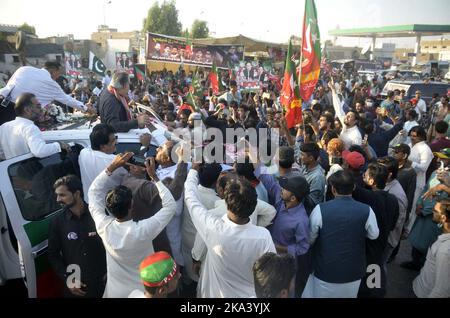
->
[416,61,450,78]
[381,80,450,104]
[385,70,422,81]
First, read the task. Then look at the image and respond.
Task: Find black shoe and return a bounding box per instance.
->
[400,261,420,271]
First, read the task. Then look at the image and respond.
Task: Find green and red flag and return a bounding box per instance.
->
[186,68,205,118]
[227,62,236,81]
[134,64,146,81]
[209,62,225,94]
[185,31,193,56]
[299,0,321,102]
[280,39,302,129]
[209,63,219,94]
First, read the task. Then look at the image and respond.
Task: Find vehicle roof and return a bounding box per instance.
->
[41,128,151,142]
[386,80,449,85]
[332,59,354,63]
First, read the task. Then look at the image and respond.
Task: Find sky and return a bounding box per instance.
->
[0,0,449,48]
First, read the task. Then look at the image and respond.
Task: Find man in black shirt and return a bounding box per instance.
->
[48,175,106,298]
[389,144,417,262]
[353,162,399,298]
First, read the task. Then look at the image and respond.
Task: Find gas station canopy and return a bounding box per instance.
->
[329,24,450,65]
[329,24,450,38]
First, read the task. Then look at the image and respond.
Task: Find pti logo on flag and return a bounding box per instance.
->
[89,51,107,76]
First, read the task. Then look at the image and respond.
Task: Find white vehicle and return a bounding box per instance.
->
[445,70,450,81]
[357,70,376,82]
[0,125,165,297]
[416,61,450,78]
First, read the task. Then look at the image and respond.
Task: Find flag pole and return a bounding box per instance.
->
[299,0,307,134]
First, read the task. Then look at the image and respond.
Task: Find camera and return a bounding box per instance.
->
[1,97,11,108]
[331,156,343,165]
[303,114,312,125]
[128,155,146,167]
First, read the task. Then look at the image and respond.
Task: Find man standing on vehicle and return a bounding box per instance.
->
[48,175,107,298]
[0,61,94,125]
[0,93,71,160]
[98,72,151,132]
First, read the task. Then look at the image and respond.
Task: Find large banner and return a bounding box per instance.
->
[147,33,244,68]
[116,52,134,74]
[64,52,82,77]
[235,59,279,91]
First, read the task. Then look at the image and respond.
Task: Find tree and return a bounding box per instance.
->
[191,20,209,39]
[143,0,182,36]
[18,23,36,35]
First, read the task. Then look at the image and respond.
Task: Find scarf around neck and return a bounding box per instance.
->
[108,86,132,120]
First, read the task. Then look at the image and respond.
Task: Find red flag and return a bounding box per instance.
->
[299,0,321,101]
[185,31,193,57]
[280,39,302,129]
[209,63,219,94]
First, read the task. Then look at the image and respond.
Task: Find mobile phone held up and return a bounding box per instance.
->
[129,155,146,167]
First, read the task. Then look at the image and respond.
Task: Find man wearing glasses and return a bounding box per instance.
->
[0,92,70,160]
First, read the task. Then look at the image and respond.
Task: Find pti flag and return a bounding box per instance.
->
[280,39,302,129]
[299,0,321,101]
[209,62,225,94]
[134,64,146,81]
[185,31,193,56]
[89,51,107,76]
[186,68,205,119]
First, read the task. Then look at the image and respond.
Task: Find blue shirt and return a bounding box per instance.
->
[255,166,310,257]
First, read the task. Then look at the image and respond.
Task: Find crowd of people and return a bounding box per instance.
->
[0,59,449,299]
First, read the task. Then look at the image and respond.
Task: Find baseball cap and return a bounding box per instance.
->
[139,252,178,288]
[391,143,411,156]
[433,148,450,160]
[279,175,310,202]
[342,150,365,170]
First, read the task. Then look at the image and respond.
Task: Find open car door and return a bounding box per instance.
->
[0,150,80,297]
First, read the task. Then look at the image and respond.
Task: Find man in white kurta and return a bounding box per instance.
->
[191,198,277,267]
[184,169,276,298]
[88,155,176,298]
[0,93,65,160]
[405,129,433,233]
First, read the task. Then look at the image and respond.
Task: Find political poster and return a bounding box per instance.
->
[146,32,244,69]
[235,59,279,91]
[116,52,134,74]
[64,52,82,77]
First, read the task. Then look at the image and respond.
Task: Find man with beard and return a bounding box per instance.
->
[329,82,362,150]
[0,93,71,160]
[48,175,107,298]
[312,113,334,140]
[253,153,311,296]
[353,163,399,298]
[340,111,363,150]
[412,199,450,298]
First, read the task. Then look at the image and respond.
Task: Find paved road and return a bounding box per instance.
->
[386,240,418,298]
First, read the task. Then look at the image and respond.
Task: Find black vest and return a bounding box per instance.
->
[312,197,370,283]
